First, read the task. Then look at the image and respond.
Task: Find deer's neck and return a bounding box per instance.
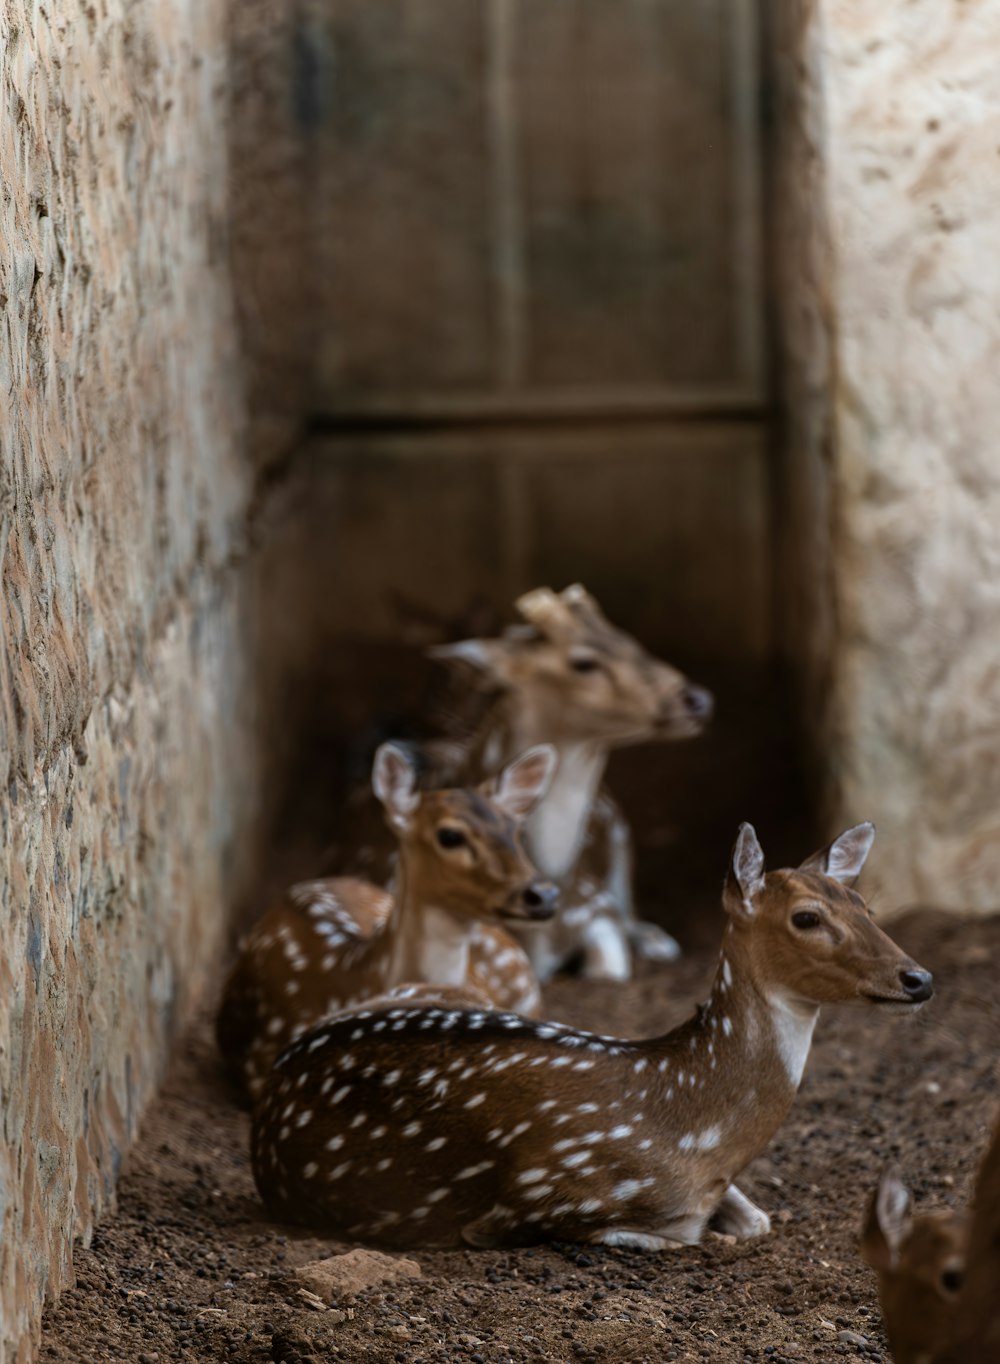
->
[650,946,819,1128]
[522,739,606,881]
[377,865,471,987]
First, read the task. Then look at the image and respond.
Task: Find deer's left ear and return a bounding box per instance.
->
[800,821,875,885]
[492,745,557,821]
[372,743,420,831]
[860,1171,912,1273]
[723,822,766,920]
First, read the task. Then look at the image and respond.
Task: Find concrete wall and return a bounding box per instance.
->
[770,0,1000,911]
[0,0,268,1355]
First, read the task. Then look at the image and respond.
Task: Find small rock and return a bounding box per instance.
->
[295,1249,422,1299]
[837,1330,868,1347]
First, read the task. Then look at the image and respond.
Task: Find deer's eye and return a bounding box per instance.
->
[791,910,821,930]
[436,827,467,850]
[569,653,601,674]
[940,1268,963,1295]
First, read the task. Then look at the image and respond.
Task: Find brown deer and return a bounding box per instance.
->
[861,1114,1000,1363]
[252,821,933,1249]
[328,584,713,982]
[218,744,558,1099]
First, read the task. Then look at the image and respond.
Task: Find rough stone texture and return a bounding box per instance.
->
[771,0,1000,910]
[1,0,262,1356]
[294,1250,422,1301]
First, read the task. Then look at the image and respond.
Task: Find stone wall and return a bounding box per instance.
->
[771,0,1000,910]
[0,0,266,1356]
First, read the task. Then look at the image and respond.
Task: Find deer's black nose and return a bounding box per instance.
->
[522,881,559,920]
[682,685,714,721]
[899,968,933,1002]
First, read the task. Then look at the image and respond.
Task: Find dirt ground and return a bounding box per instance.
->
[39,905,1000,1364]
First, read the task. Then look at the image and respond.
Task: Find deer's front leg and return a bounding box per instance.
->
[711,1184,771,1239]
[580,911,631,981]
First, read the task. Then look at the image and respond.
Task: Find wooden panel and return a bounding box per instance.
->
[296,427,770,664]
[311,0,762,412]
[316,0,497,395]
[515,0,754,390]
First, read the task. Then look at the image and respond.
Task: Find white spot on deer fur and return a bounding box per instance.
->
[402,1122,422,1138]
[279,1125,290,1141]
[578,1198,603,1214]
[464,1093,486,1109]
[573,1060,595,1072]
[320,954,336,970]
[638,1138,653,1151]
[523,1184,554,1201]
[425,1136,447,1152]
[411,1206,430,1220]
[517,1169,549,1185]
[383,1070,401,1086]
[376,1157,392,1172]
[303,1161,318,1179]
[350,1113,367,1129]
[371,1126,387,1139]
[633,1059,647,1074]
[328,1162,352,1180]
[562,1152,588,1169]
[295,1109,313,1128]
[325,1135,344,1152]
[612,1178,651,1201]
[456,1161,495,1180]
[723,957,733,987]
[281,1103,295,1120]
[332,1086,351,1104]
[286,981,299,997]
[678,1133,696,1151]
[537,1100,557,1113]
[267,1017,285,1037]
[350,1029,363,1041]
[677,1071,685,1085]
[722,1017,733,1036]
[696,1126,721,1150]
[427,1188,449,1203]
[609,1124,633,1139]
[498,1121,531,1148]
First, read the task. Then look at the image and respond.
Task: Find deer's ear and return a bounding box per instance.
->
[427,638,512,687]
[861,1172,913,1273]
[723,823,766,919]
[800,822,875,885]
[492,745,557,821]
[372,743,420,831]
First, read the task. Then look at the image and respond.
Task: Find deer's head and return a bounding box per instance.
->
[372,743,559,922]
[723,823,934,1009]
[861,1171,968,1364]
[431,584,712,747]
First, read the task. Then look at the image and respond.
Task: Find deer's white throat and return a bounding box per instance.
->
[764,990,819,1088]
[386,898,471,986]
[521,740,606,881]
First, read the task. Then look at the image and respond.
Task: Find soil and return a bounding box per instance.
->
[39,908,1000,1364]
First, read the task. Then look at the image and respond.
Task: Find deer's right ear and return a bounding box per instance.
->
[372,743,420,831]
[493,745,557,821]
[723,823,766,918]
[799,821,875,884]
[427,639,510,686]
[861,1172,913,1273]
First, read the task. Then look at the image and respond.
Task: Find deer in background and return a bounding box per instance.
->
[327,584,713,982]
[218,744,558,1099]
[252,821,933,1249]
[862,1113,1000,1363]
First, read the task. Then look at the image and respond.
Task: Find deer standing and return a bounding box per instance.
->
[862,1113,1000,1364]
[218,745,558,1099]
[252,821,932,1249]
[327,584,713,982]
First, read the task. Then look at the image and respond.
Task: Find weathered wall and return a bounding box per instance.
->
[0,0,264,1356]
[771,0,1000,910]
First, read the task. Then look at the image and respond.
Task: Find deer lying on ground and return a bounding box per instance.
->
[252,820,933,1249]
[218,744,558,1099]
[327,584,713,982]
[862,1113,1000,1363]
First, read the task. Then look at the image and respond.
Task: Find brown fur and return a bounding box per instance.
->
[218,749,557,1099]
[863,1116,1000,1363]
[251,822,932,1249]
[326,585,713,980]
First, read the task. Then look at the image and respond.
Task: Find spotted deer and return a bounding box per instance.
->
[328,584,713,982]
[218,744,558,1099]
[252,821,933,1249]
[861,1114,1000,1364]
